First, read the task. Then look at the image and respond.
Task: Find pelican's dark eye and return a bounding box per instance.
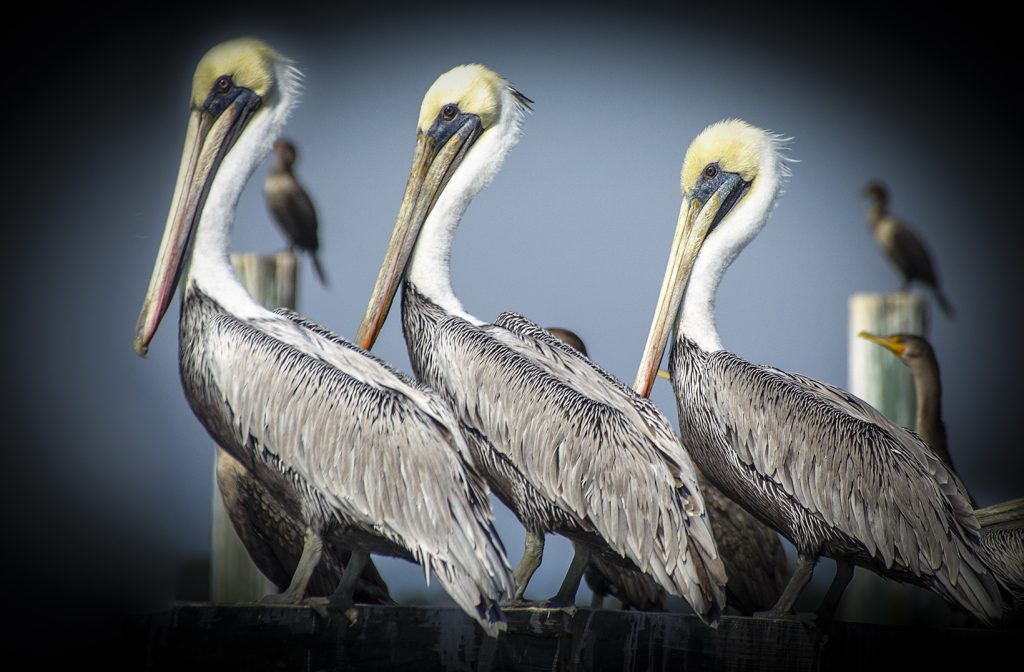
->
[215,76,233,94]
[441,104,458,122]
[703,163,719,180]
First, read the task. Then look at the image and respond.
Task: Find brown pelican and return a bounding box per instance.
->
[132,39,512,634]
[549,328,787,615]
[264,138,328,285]
[859,332,1022,617]
[635,119,1001,623]
[544,327,667,612]
[864,181,954,315]
[356,65,726,621]
[216,447,392,603]
[857,332,954,474]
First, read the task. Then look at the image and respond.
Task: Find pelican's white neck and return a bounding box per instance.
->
[187,60,300,317]
[677,144,785,353]
[406,87,526,325]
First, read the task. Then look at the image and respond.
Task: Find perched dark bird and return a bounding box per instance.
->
[864,181,953,315]
[216,447,393,604]
[264,139,328,285]
[859,331,1023,619]
[636,120,1000,623]
[548,327,787,615]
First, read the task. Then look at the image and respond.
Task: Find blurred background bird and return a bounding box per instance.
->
[264,138,328,285]
[863,181,953,316]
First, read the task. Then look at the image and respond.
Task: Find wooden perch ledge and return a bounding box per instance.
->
[129,603,1019,671]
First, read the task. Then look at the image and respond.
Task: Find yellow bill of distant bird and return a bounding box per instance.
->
[857,331,907,357]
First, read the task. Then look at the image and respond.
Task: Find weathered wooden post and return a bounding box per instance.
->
[843,291,930,622]
[209,251,297,602]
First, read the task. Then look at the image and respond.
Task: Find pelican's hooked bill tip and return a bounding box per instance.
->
[134,336,150,358]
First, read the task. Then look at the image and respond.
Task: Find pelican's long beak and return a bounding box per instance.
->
[356,115,482,350]
[634,173,745,397]
[858,331,906,357]
[133,93,261,357]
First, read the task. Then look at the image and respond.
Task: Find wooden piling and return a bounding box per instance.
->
[209,251,297,603]
[843,291,933,623]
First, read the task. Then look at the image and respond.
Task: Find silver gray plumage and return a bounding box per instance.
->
[583,473,787,615]
[402,285,726,620]
[180,288,513,634]
[216,447,393,603]
[861,331,1021,618]
[546,326,785,614]
[975,499,1024,621]
[670,335,1001,622]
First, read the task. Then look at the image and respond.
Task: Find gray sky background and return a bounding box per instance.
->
[7,3,1022,620]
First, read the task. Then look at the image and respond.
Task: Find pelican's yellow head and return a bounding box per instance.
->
[190,38,281,109]
[417,64,525,132]
[635,119,786,397]
[134,37,293,357]
[355,64,531,352]
[680,120,767,195]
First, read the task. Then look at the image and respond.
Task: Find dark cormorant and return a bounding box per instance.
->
[864,181,953,315]
[264,139,328,285]
[857,332,954,473]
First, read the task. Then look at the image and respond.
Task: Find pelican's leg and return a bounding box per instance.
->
[316,549,370,624]
[542,542,590,609]
[506,530,545,605]
[348,551,393,605]
[816,560,854,623]
[755,550,817,618]
[584,561,608,609]
[262,527,323,604]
